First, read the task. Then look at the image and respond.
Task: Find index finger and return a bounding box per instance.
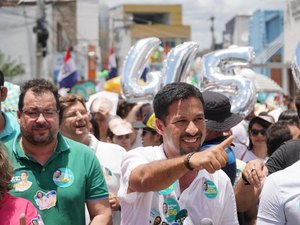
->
[219,135,234,149]
[19,213,26,225]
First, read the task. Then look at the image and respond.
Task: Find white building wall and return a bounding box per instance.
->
[77,0,100,80]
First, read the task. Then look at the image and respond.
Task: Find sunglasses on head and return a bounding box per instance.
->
[250,128,266,136]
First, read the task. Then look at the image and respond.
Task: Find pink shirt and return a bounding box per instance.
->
[0,192,44,225]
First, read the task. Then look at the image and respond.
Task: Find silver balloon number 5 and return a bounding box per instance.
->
[201,47,257,117]
[121,37,163,102]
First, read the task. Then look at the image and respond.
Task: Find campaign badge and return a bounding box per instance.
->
[103,167,112,181]
[11,170,33,192]
[203,180,218,199]
[34,190,57,210]
[53,168,74,188]
[163,197,180,223]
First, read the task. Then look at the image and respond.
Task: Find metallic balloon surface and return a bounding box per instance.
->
[291,42,300,89]
[121,37,163,102]
[201,47,257,117]
[162,42,200,86]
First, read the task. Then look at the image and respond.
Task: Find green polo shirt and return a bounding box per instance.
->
[6,132,108,225]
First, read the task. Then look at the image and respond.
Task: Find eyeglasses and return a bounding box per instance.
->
[21,109,59,119]
[250,129,266,136]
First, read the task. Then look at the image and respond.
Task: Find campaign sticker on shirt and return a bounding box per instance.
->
[11,170,33,192]
[159,182,177,195]
[149,208,162,225]
[163,197,180,222]
[103,167,112,181]
[31,214,44,225]
[203,180,218,199]
[34,190,57,210]
[53,168,74,188]
[175,209,188,224]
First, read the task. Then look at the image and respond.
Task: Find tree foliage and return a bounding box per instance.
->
[0,51,25,78]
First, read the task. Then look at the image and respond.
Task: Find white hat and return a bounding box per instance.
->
[90,97,113,116]
[108,117,133,136]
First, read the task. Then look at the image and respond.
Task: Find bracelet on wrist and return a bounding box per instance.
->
[184,152,196,171]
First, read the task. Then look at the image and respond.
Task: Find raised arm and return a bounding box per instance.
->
[129,136,233,192]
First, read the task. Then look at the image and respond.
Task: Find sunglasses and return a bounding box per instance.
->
[250,129,266,136]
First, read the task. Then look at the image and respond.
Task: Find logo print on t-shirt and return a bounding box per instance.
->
[11,170,33,192]
[203,180,218,199]
[34,190,57,210]
[53,168,74,188]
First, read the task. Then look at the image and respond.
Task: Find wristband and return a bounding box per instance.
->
[242,173,251,185]
[184,152,196,171]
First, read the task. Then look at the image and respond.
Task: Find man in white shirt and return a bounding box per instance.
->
[257,160,300,224]
[59,94,126,225]
[119,82,239,225]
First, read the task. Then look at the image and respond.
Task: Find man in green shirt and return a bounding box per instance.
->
[6,79,112,225]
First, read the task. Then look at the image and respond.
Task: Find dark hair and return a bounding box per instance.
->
[116,99,136,119]
[278,109,299,126]
[0,142,13,197]
[266,120,293,156]
[153,82,204,123]
[295,91,300,118]
[0,70,4,86]
[90,118,99,140]
[135,103,151,118]
[59,94,86,120]
[18,79,60,112]
[248,115,273,150]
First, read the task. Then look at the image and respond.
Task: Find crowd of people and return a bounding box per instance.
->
[0,68,300,225]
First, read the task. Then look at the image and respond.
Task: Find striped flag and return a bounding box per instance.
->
[58,48,78,88]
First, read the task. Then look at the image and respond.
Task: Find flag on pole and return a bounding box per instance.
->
[58,48,78,89]
[107,46,117,80]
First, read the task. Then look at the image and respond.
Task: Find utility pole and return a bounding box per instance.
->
[210,16,216,51]
[33,0,48,78]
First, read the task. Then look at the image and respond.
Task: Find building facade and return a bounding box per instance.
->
[109,4,191,72]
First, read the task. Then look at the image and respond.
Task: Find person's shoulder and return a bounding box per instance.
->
[62,136,94,155]
[124,145,160,160]
[98,140,127,154]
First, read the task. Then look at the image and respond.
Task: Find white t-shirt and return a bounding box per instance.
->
[118,145,239,225]
[257,160,300,225]
[88,134,127,225]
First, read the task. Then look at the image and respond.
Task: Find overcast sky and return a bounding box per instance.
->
[109,0,285,49]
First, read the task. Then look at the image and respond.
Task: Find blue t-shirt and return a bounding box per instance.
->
[200,136,237,185]
[0,111,19,143]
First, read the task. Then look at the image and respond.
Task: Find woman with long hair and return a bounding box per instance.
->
[241,113,274,162]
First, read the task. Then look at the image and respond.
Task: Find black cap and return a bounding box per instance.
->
[203,91,243,131]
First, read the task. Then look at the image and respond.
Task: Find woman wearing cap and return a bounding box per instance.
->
[107,116,133,151]
[241,113,275,162]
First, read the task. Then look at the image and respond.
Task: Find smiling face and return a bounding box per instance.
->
[156,97,206,158]
[18,90,59,146]
[60,101,90,141]
[249,123,267,148]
